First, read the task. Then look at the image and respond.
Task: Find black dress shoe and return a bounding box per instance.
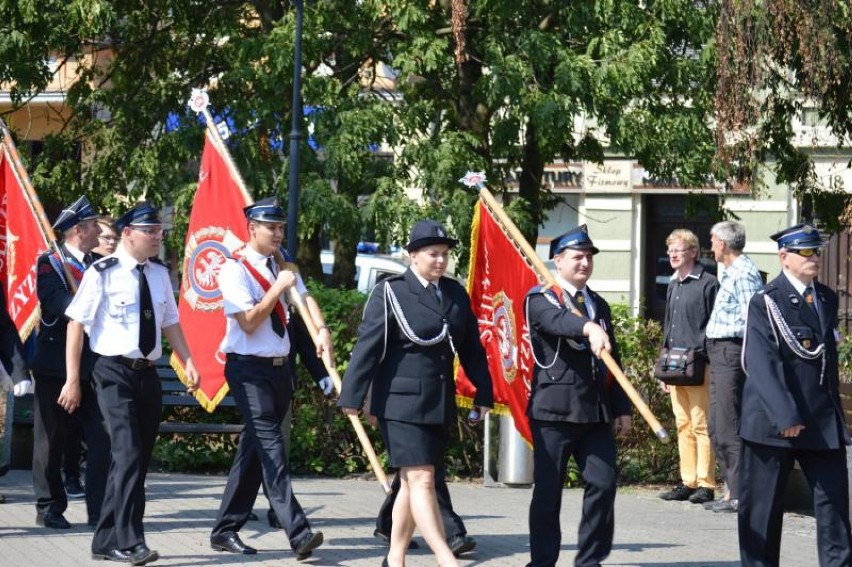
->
[210,532,257,554]
[267,508,283,529]
[125,543,159,566]
[92,548,131,562]
[372,529,420,550]
[688,487,715,504]
[247,512,259,521]
[448,534,477,556]
[36,512,71,529]
[295,531,324,560]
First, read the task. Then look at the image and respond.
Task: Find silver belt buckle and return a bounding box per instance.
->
[131,358,148,370]
[272,357,284,367]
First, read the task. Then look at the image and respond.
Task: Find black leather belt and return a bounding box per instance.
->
[708,337,743,345]
[106,355,155,370]
[226,353,288,367]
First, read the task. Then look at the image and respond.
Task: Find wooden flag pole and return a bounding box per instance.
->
[462,173,669,443]
[0,119,78,293]
[188,91,392,492]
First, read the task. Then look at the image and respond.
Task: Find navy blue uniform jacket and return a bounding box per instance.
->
[525,285,631,423]
[338,269,493,425]
[741,273,849,449]
[30,248,98,380]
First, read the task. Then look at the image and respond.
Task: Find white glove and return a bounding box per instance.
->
[13,379,34,397]
[318,377,334,396]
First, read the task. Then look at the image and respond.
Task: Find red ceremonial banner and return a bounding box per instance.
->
[0,145,48,340]
[456,200,539,444]
[171,131,250,411]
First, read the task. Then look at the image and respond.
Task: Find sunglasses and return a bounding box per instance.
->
[787,248,821,258]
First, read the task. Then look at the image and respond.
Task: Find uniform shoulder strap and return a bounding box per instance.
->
[93,257,119,272]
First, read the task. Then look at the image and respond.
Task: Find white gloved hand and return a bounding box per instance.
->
[318,377,334,396]
[12,379,34,397]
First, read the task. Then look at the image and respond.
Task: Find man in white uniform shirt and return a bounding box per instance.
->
[209,197,324,561]
[62,202,199,566]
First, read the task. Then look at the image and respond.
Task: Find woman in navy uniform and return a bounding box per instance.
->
[62,202,200,566]
[31,196,110,529]
[338,219,493,567]
[739,224,852,567]
[524,225,632,567]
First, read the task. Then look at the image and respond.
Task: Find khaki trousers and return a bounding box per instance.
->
[670,366,715,489]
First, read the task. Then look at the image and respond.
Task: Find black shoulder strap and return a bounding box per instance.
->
[93,257,119,272]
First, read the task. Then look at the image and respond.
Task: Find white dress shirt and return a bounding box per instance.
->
[218,245,307,357]
[556,275,596,320]
[65,245,179,360]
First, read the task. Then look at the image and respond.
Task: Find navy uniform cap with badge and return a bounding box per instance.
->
[245,196,286,223]
[548,224,600,259]
[738,223,852,566]
[52,195,100,233]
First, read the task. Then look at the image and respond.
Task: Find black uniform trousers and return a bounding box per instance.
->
[528,419,617,567]
[376,468,466,538]
[91,357,161,552]
[212,357,311,551]
[32,371,110,523]
[707,339,745,499]
[739,440,852,567]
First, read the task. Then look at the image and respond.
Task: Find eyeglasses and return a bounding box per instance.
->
[98,235,118,243]
[131,226,164,237]
[667,248,692,256]
[787,248,821,258]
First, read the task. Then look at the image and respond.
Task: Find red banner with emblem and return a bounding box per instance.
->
[456,200,538,444]
[0,144,49,340]
[171,132,250,411]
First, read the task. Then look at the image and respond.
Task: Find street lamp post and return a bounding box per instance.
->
[286,0,304,260]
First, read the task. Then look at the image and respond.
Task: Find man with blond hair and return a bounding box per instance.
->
[657,229,718,505]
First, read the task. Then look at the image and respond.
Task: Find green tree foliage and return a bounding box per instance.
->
[715,0,852,231]
[1,0,725,280]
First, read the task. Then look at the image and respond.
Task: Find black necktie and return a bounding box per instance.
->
[137,264,156,356]
[266,258,286,337]
[427,282,441,308]
[574,290,591,319]
[803,287,820,321]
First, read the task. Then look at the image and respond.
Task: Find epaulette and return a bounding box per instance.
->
[148,256,167,266]
[93,257,119,272]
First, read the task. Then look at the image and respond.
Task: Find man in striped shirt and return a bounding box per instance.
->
[704,221,764,513]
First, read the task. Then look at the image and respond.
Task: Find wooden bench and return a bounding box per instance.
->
[156,358,244,435]
[7,359,244,469]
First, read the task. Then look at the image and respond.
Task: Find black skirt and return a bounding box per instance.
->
[379,418,449,468]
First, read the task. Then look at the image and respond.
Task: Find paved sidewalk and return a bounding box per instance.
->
[0,470,818,566]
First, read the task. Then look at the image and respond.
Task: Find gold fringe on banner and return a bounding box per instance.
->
[169,352,230,413]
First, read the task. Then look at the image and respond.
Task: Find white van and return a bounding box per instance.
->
[321,252,409,293]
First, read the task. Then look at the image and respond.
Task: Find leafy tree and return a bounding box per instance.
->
[715,0,852,231]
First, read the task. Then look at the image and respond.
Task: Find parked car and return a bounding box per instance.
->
[321,252,409,293]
